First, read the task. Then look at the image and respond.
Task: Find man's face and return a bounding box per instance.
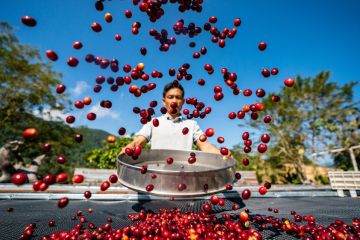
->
[162,88,184,115]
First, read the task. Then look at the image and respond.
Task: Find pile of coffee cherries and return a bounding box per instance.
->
[15,205,360,239]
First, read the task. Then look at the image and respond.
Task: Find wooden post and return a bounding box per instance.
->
[349,147,359,171]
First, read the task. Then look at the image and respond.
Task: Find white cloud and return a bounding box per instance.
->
[71,81,90,95]
[89,104,120,119]
[33,108,67,122]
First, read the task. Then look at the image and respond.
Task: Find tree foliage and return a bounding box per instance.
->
[0,22,76,178]
[0,22,69,125]
[243,72,359,183]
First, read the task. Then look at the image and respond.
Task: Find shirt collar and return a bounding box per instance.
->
[165,113,183,122]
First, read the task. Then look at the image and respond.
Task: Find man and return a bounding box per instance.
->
[120,80,232,158]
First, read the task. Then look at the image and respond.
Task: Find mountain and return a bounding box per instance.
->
[70,126,111,167]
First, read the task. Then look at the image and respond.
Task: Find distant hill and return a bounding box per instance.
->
[71,126,111,166]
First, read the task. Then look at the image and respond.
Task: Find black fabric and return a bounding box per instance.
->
[1,197,359,239]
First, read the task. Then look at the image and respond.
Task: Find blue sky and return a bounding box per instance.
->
[2,1,360,156]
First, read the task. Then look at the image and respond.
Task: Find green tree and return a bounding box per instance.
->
[0,22,69,129]
[243,72,359,183]
[0,22,75,178]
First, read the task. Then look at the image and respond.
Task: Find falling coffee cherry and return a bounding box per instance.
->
[43,174,56,185]
[234,18,241,27]
[104,13,113,23]
[67,57,79,67]
[272,95,280,102]
[210,195,219,205]
[242,158,249,166]
[219,39,226,48]
[91,22,102,32]
[140,47,147,56]
[100,181,110,191]
[125,148,133,156]
[258,41,267,51]
[11,173,28,186]
[220,147,229,156]
[182,127,189,135]
[271,68,279,75]
[114,34,122,41]
[48,220,55,227]
[263,115,272,123]
[72,174,84,184]
[109,174,118,184]
[133,145,142,156]
[73,41,83,50]
[84,191,92,199]
[124,10,132,18]
[74,133,83,143]
[199,134,207,142]
[56,84,66,94]
[74,101,84,109]
[261,134,270,143]
[242,189,251,200]
[258,186,267,195]
[203,203,211,212]
[106,135,116,143]
[46,50,58,61]
[6,207,13,212]
[205,128,215,137]
[87,113,96,121]
[284,78,295,87]
[22,128,38,140]
[261,68,270,78]
[264,181,272,189]
[188,156,196,164]
[177,183,187,191]
[42,143,52,153]
[118,127,126,136]
[83,97,92,105]
[56,173,68,183]
[257,143,268,153]
[209,16,217,23]
[166,157,174,165]
[57,155,67,164]
[95,0,104,11]
[21,16,37,27]
[146,184,154,192]
[57,197,69,208]
[66,115,75,124]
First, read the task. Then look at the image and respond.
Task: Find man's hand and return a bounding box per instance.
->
[222,150,233,160]
[119,135,148,156]
[196,139,233,160]
[119,142,135,156]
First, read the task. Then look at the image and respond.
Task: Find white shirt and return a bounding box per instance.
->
[136,113,204,151]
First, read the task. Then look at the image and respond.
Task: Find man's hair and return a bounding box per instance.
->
[163,80,184,98]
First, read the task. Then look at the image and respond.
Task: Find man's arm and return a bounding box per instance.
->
[119,135,148,155]
[196,139,232,159]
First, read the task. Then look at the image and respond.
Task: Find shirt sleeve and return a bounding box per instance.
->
[192,120,204,143]
[136,122,152,142]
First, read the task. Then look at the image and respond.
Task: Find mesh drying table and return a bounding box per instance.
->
[1,197,360,239]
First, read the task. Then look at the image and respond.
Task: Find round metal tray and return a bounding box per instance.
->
[117,149,236,197]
